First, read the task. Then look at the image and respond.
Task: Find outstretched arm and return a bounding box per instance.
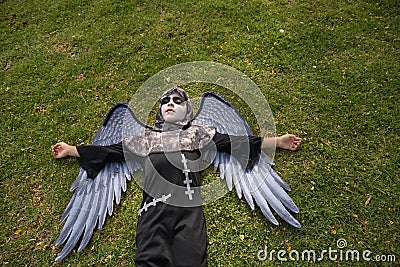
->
[51,142,125,178]
[51,142,80,158]
[261,134,301,151]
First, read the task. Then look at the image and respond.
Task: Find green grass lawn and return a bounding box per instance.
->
[1,0,399,266]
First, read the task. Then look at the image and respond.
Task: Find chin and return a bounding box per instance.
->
[164,117,176,123]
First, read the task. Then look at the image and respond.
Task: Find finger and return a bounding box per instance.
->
[52,144,60,150]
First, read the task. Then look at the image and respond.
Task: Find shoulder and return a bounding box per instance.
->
[189,124,216,136]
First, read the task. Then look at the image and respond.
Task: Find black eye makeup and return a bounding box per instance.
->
[161,96,185,105]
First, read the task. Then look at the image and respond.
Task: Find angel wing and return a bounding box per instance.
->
[193,92,301,228]
[55,103,145,261]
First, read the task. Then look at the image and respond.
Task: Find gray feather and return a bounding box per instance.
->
[194,92,300,228]
[55,103,144,261]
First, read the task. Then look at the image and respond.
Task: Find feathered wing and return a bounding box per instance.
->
[55,103,145,261]
[193,92,301,228]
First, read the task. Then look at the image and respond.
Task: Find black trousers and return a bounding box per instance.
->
[135,205,208,267]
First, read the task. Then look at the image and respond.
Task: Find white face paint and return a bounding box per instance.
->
[160,93,188,123]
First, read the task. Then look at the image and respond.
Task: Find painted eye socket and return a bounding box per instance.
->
[161,96,184,105]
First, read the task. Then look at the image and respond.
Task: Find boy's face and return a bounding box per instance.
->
[160,93,188,123]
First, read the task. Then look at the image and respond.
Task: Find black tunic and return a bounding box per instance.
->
[76,131,262,267]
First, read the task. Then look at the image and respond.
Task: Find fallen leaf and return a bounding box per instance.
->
[365,196,372,206]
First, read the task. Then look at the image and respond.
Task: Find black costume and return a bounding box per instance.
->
[76,131,262,267]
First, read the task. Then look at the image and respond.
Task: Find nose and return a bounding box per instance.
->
[167,99,174,106]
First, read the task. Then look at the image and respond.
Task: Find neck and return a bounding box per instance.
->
[154,120,191,131]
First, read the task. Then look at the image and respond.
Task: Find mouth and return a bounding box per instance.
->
[165,108,174,113]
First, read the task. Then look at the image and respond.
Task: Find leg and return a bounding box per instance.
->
[135,216,174,267]
[171,209,208,267]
